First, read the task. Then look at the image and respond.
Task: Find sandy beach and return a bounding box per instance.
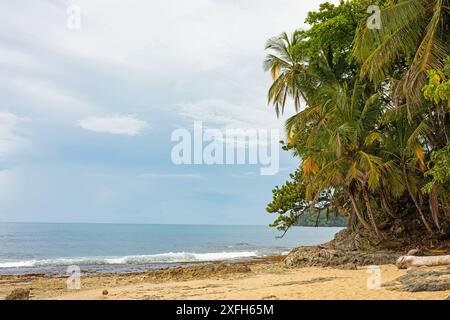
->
[1,257,449,300]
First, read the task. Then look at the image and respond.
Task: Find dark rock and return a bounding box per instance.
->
[145,263,251,282]
[5,288,30,300]
[102,289,109,296]
[284,246,399,268]
[383,268,450,292]
[403,280,450,292]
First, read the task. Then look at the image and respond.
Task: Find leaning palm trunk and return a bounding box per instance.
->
[402,165,434,235]
[443,197,450,221]
[429,183,442,231]
[363,189,383,239]
[349,192,373,233]
[381,190,398,219]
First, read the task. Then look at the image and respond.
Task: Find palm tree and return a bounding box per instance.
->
[263,31,338,117]
[263,31,308,116]
[375,116,436,234]
[263,2,449,240]
[353,0,449,111]
[288,80,389,237]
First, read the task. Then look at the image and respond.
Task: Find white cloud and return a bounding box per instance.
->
[0,47,40,70]
[0,1,339,72]
[0,112,30,159]
[4,77,95,119]
[0,0,335,124]
[179,99,283,130]
[52,0,312,71]
[78,115,148,136]
[178,99,285,149]
[11,77,77,104]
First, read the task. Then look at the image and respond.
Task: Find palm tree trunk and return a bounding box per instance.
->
[381,190,398,219]
[349,192,373,233]
[429,183,441,231]
[402,164,434,235]
[442,197,450,221]
[362,189,383,238]
[348,208,357,231]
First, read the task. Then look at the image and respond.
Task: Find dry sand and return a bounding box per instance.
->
[1,258,449,300]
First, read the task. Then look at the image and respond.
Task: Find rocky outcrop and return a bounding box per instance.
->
[383,268,450,292]
[145,263,251,282]
[5,288,30,300]
[284,246,400,268]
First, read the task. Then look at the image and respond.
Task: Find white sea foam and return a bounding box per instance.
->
[0,251,260,268]
[0,260,38,268]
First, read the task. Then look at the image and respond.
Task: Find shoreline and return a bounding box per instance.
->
[0,255,285,276]
[1,253,448,300]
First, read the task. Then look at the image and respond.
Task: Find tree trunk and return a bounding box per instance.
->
[429,183,441,231]
[443,197,450,221]
[396,255,450,269]
[349,192,373,233]
[402,165,434,235]
[363,189,383,238]
[381,190,398,219]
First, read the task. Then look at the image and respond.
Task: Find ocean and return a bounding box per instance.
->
[0,223,342,275]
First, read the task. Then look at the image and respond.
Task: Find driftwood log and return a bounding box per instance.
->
[396,255,450,269]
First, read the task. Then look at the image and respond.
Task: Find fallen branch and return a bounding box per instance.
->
[396,255,450,269]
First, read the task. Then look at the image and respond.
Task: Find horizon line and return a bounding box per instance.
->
[0,221,271,227]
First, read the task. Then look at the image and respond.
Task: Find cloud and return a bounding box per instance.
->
[0,112,30,159]
[4,77,95,119]
[0,1,338,73]
[179,99,283,130]
[0,0,327,123]
[78,115,148,136]
[0,0,334,224]
[0,46,40,70]
[11,77,78,105]
[49,0,318,71]
[178,99,285,148]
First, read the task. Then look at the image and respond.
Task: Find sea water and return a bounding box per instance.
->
[0,223,342,275]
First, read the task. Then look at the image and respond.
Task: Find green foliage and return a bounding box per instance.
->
[263,0,379,116]
[422,57,450,107]
[266,169,345,232]
[353,0,450,108]
[423,143,450,194]
[266,170,306,231]
[264,0,450,238]
[302,0,368,74]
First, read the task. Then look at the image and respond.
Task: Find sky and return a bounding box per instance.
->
[0,0,338,225]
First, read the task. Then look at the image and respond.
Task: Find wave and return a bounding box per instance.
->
[0,251,262,269]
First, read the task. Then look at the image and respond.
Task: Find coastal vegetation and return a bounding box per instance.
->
[265,0,450,245]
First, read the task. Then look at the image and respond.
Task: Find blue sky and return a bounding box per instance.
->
[0,0,337,225]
